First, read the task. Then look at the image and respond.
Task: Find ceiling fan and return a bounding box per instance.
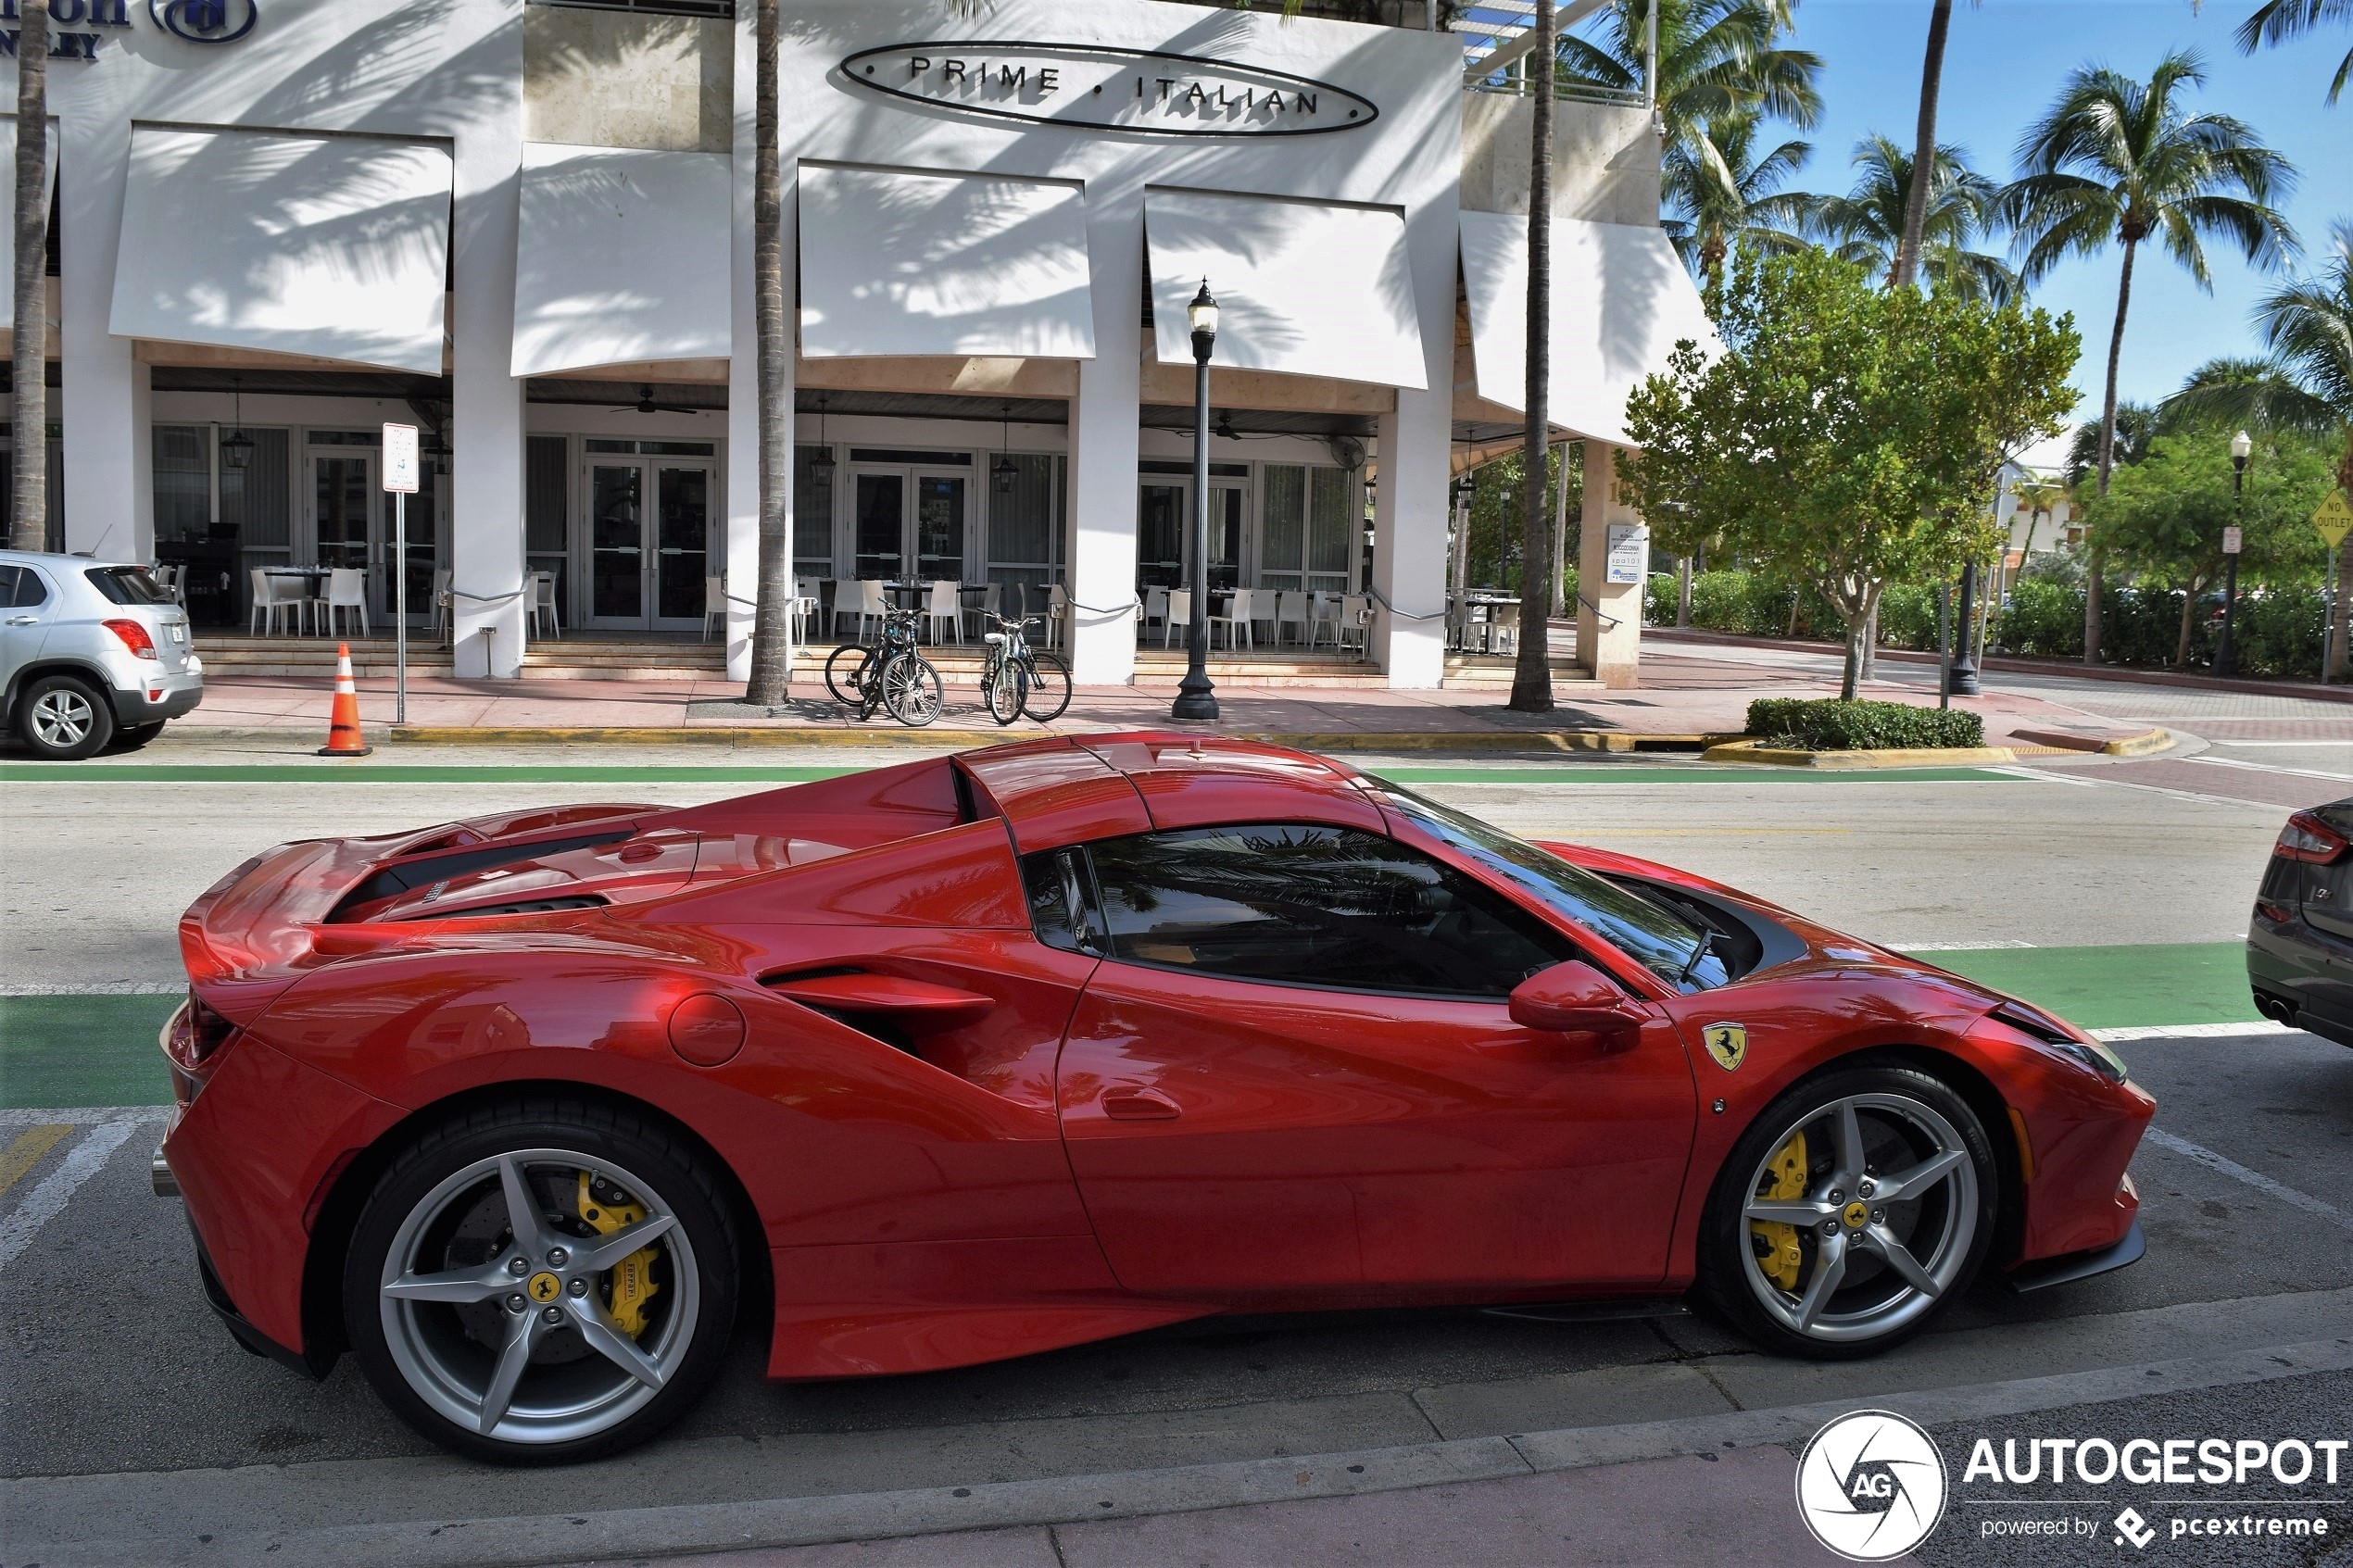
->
[606,383,706,416]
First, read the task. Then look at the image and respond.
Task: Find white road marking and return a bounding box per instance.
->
[0,1120,138,1274]
[0,1106,170,1129]
[2091,1020,2292,1041]
[1896,939,2036,951]
[2187,755,2353,783]
[0,981,183,997]
[2140,1125,2351,1228]
[1989,764,2098,786]
[2210,740,2353,748]
[1996,764,2266,809]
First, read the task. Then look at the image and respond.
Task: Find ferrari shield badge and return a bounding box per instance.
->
[1702,1022,1747,1072]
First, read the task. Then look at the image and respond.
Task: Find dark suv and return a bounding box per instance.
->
[2248,798,2353,1049]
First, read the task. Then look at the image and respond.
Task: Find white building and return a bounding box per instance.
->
[0,0,1707,687]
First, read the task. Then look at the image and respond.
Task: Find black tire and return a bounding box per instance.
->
[107,722,166,753]
[342,1097,739,1464]
[15,674,115,760]
[1694,1062,1995,1361]
[984,659,1026,725]
[882,654,945,728]
[1021,651,1071,722]
[824,644,875,707]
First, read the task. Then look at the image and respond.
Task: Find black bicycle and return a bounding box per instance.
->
[823,605,944,726]
[980,612,1072,725]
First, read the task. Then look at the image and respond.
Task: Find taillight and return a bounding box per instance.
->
[104,619,158,659]
[2274,811,2349,864]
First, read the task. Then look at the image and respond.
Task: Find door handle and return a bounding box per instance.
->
[5,615,36,626]
[1101,1087,1181,1121]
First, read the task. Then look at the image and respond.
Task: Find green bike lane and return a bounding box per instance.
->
[0,942,2260,1110]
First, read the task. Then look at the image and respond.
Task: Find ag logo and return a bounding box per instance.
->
[1793,1410,1947,1562]
[1702,1022,1747,1071]
[149,0,259,44]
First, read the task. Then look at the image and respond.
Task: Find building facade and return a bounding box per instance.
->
[0,0,1707,685]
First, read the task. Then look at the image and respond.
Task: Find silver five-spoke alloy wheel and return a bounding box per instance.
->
[28,684,99,750]
[378,1148,699,1445]
[1737,1092,1979,1344]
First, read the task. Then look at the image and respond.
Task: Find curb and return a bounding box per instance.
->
[2010,726,2176,757]
[1700,738,2021,769]
[377,726,1732,754]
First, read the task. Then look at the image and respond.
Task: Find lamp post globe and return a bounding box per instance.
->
[2217,430,2250,678]
[1172,280,1221,721]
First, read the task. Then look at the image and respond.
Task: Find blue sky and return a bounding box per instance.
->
[1576,0,2349,461]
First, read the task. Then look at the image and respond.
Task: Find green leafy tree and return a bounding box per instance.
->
[2084,422,2336,665]
[2065,402,2157,488]
[1663,109,1815,282]
[1998,50,2298,666]
[2237,0,2352,106]
[1619,248,2080,698]
[1804,135,2018,304]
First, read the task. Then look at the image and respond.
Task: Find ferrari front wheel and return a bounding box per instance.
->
[343,1100,738,1463]
[1698,1065,1994,1360]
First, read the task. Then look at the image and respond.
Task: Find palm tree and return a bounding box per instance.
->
[1999,50,2298,664]
[2064,402,2156,488]
[745,0,792,705]
[1804,135,2017,304]
[2237,0,2352,106]
[1662,110,1814,282]
[1557,0,1823,169]
[10,3,48,553]
[1511,0,1560,713]
[1894,0,1956,289]
[2163,354,2339,435]
[2241,220,2353,674]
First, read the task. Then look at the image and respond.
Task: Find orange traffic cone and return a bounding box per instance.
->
[317,642,372,757]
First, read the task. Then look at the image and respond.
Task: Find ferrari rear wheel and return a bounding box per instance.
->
[344,1100,738,1463]
[1698,1065,1994,1360]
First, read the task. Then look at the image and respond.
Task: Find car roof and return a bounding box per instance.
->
[957,732,1387,853]
[0,550,140,570]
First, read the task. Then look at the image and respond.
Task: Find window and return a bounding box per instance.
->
[1063,823,1571,997]
[1373,782,1729,991]
[152,425,210,542]
[0,565,33,608]
[987,452,1063,596]
[84,566,173,606]
[1260,464,1355,595]
[794,444,835,580]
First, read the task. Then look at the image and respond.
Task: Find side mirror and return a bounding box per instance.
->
[1509,960,1641,1039]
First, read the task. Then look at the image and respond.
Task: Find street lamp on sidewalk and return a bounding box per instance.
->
[2217,429,2250,678]
[1171,280,1221,721]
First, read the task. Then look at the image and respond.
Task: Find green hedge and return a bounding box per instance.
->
[1746,697,1986,751]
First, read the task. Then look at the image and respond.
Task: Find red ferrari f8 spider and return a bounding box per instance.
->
[158,735,2152,1461]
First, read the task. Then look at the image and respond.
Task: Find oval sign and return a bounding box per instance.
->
[840,42,1378,138]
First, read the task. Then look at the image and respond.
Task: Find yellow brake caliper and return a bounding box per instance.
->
[577,1172,661,1339]
[1751,1131,1808,1293]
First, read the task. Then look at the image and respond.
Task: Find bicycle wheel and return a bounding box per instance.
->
[984,658,1026,725]
[824,644,876,707]
[881,655,946,728]
[1021,651,1071,722]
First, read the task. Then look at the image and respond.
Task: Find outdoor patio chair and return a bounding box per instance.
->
[248,569,290,635]
[1208,587,1254,650]
[1164,589,1190,647]
[837,579,887,643]
[1486,601,1519,657]
[962,581,1000,640]
[1338,595,1372,655]
[922,580,963,645]
[323,568,370,638]
[1141,585,1169,643]
[1274,591,1311,647]
[531,572,562,639]
[1307,593,1341,648]
[702,575,726,642]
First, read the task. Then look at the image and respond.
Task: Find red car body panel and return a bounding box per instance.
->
[162,734,2151,1383]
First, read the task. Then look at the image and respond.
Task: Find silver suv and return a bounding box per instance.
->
[1,549,204,759]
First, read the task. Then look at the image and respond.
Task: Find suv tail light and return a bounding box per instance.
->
[2274,811,2348,864]
[103,619,158,659]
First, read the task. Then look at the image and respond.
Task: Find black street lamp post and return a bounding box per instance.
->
[1949,558,1982,696]
[2217,429,2249,678]
[1171,280,1221,721]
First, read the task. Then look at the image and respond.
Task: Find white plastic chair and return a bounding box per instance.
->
[1141,585,1169,643]
[272,571,314,636]
[1339,595,1372,655]
[1487,601,1520,657]
[962,581,1000,641]
[1307,593,1341,649]
[531,572,561,639]
[1164,588,1190,647]
[1274,591,1311,647]
[922,580,963,645]
[837,579,887,643]
[702,575,726,642]
[1208,587,1253,650]
[323,568,370,637]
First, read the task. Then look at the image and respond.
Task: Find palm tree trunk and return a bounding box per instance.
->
[1509,0,1557,712]
[1893,0,1952,290]
[2173,578,2196,668]
[745,0,793,706]
[2084,236,2139,666]
[9,5,48,553]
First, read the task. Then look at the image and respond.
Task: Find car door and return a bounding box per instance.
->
[1044,823,1699,1299]
[0,563,58,697]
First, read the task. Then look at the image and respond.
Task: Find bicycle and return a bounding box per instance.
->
[980,612,1072,725]
[824,605,944,726]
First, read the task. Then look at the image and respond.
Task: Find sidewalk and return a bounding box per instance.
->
[175,647,2161,753]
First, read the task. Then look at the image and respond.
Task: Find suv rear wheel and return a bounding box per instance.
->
[16,673,115,759]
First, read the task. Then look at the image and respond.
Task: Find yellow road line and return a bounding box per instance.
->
[0,1124,72,1199]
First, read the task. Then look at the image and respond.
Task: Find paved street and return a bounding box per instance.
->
[3,657,2351,1566]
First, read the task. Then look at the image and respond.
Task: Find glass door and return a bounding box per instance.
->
[1208,482,1245,593]
[588,463,647,625]
[651,465,711,627]
[311,453,378,626]
[852,470,906,583]
[1138,481,1185,590]
[912,471,967,584]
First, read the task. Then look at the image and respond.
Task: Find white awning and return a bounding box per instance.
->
[108,127,451,376]
[1459,210,1718,446]
[513,144,732,378]
[1145,191,1426,390]
[798,165,1094,360]
[0,119,57,332]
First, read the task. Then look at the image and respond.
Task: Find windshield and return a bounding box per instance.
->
[84,566,174,607]
[1372,779,1722,991]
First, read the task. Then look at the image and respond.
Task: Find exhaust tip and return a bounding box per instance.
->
[150,1148,181,1199]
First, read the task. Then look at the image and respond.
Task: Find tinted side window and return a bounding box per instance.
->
[1021,847,1106,956]
[0,566,19,608]
[1085,823,1570,997]
[6,566,48,608]
[84,566,171,606]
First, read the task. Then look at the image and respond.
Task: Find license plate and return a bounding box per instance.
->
[170,624,188,644]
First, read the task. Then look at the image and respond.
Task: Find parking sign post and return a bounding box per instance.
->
[383,424,420,725]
